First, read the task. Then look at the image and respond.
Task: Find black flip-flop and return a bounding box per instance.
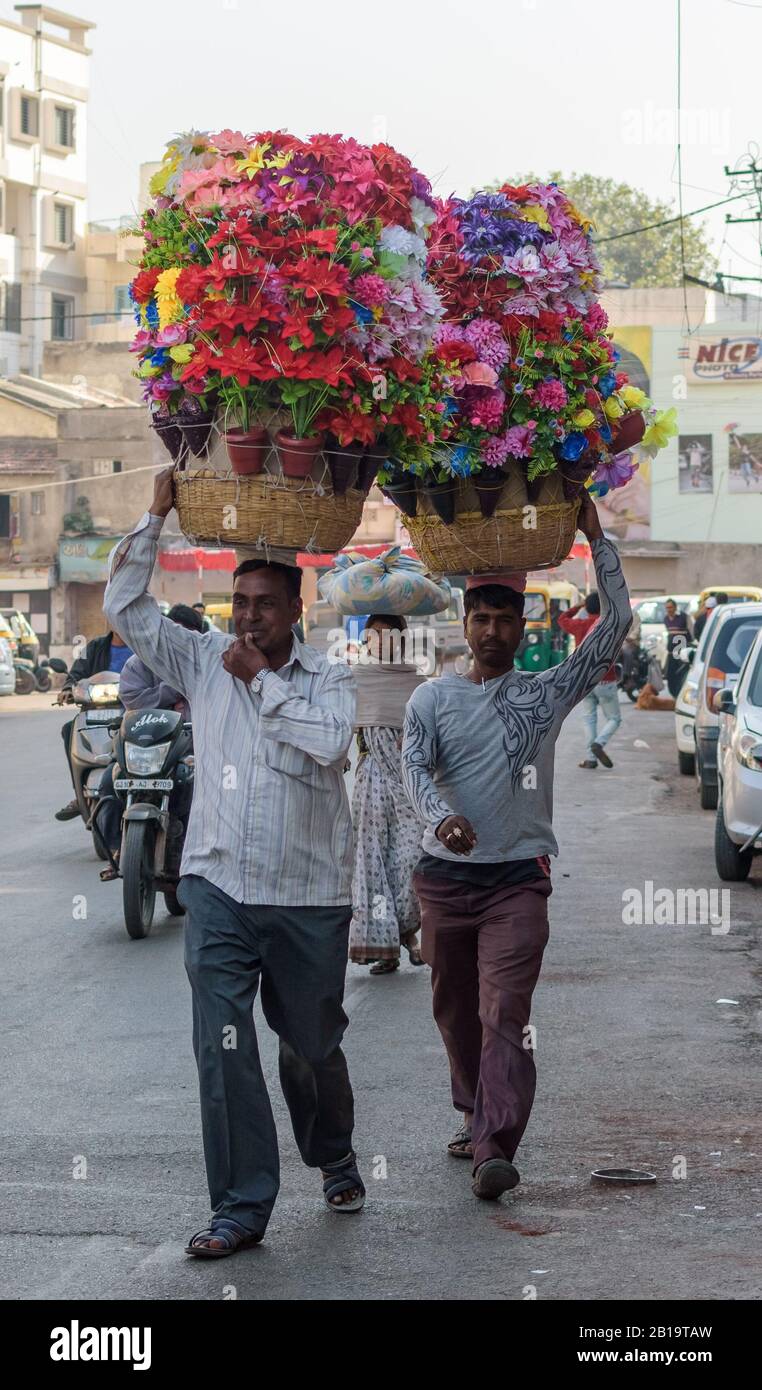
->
[591,741,613,768]
[185,1217,263,1258]
[447,1123,473,1159]
[472,1158,520,1200]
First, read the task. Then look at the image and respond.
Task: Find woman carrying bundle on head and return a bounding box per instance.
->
[348,615,427,976]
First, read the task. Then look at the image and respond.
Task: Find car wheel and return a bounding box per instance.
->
[714,797,753,881]
[696,751,718,809]
[678,749,695,776]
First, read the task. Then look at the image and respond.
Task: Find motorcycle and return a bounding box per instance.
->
[103,708,194,939]
[66,670,124,858]
[618,640,651,702]
[14,655,67,694]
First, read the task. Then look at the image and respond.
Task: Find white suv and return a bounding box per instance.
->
[715,627,762,880]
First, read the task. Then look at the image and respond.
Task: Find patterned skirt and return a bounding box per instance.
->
[349,725,424,964]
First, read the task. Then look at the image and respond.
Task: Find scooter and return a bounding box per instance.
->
[66,670,123,858]
[14,655,67,694]
[102,708,194,939]
[618,641,650,702]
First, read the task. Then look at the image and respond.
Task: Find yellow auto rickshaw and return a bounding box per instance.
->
[514,580,581,673]
[204,601,234,634]
[698,585,762,609]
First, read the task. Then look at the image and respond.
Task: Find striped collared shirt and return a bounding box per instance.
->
[104,513,355,906]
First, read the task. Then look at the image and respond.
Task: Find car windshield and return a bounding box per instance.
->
[748,647,762,707]
[707,616,762,675]
[524,594,548,623]
[435,601,463,623]
[636,599,691,624]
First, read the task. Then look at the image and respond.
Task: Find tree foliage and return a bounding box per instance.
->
[486,171,717,288]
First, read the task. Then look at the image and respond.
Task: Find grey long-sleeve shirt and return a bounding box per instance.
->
[104,512,356,906]
[401,537,632,864]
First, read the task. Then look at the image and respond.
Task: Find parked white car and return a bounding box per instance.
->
[632,594,698,668]
[673,603,725,775]
[715,627,762,880]
[0,635,14,696]
[694,602,762,810]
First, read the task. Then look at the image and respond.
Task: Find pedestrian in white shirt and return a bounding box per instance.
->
[104,467,364,1258]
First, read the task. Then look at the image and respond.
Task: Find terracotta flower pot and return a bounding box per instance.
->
[473,469,507,518]
[423,479,456,525]
[151,417,188,466]
[225,427,270,476]
[609,410,646,454]
[276,431,324,479]
[178,409,216,459]
[325,436,363,495]
[380,469,418,518]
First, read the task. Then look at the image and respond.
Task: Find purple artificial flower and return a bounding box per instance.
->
[594,450,638,490]
[463,317,510,371]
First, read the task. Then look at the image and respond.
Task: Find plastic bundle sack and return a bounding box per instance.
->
[318,546,452,616]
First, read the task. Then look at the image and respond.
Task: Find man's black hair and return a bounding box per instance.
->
[168,603,204,632]
[464,584,525,619]
[192,601,205,611]
[714,591,728,605]
[585,591,601,615]
[366,613,407,632]
[232,558,302,601]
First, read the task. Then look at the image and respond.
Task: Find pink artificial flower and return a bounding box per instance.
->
[155,323,187,347]
[462,362,499,388]
[503,423,537,458]
[534,378,568,410]
[129,329,154,354]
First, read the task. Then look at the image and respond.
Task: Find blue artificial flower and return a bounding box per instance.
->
[515,357,525,366]
[448,445,474,478]
[514,382,525,394]
[558,431,587,461]
[598,421,613,443]
[598,371,617,399]
[349,300,374,325]
[150,349,168,367]
[145,301,159,329]
[589,480,610,498]
[189,241,198,253]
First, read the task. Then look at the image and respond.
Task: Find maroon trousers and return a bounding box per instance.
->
[413,874,551,1171]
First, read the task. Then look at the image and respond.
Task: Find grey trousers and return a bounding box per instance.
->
[178,874,355,1235]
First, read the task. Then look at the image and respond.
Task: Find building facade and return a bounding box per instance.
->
[0,5,93,379]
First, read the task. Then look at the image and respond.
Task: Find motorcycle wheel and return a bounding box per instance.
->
[14,666,35,695]
[163,890,185,917]
[35,668,51,692]
[122,821,156,940]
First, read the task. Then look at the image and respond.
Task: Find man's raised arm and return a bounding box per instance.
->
[544,492,632,712]
[103,467,208,698]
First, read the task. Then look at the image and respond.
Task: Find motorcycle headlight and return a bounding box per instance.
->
[125,741,171,774]
[88,682,120,704]
[526,633,539,645]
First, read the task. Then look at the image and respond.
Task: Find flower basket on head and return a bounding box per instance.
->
[130,128,444,548]
[377,181,676,573]
[172,465,366,554]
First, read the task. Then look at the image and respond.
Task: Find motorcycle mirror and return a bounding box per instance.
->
[46,657,68,674]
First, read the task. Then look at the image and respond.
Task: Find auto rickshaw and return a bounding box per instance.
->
[698,585,762,609]
[514,580,581,673]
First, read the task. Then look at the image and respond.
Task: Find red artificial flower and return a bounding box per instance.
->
[318,303,356,339]
[175,264,212,305]
[282,256,350,300]
[195,298,266,343]
[499,183,533,203]
[435,340,477,368]
[130,267,161,303]
[279,304,317,349]
[205,247,269,290]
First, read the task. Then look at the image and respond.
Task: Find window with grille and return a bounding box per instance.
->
[3,283,21,334]
[54,105,74,148]
[0,496,10,539]
[20,95,39,138]
[51,294,74,340]
[54,203,73,245]
[93,459,122,475]
[31,492,45,516]
[114,285,132,315]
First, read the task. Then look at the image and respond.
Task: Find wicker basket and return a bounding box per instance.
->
[173,468,365,554]
[403,470,580,574]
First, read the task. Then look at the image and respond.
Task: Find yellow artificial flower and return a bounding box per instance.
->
[604,396,624,420]
[136,361,161,378]
[520,204,551,233]
[155,266,183,330]
[573,408,596,428]
[642,407,678,451]
[620,385,648,409]
[236,144,270,180]
[169,344,194,364]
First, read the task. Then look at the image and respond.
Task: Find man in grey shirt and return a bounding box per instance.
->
[104,467,364,1257]
[401,493,632,1201]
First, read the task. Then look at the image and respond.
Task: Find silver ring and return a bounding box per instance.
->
[452,827,463,839]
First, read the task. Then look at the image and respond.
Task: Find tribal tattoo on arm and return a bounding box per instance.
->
[401,699,455,828]
[543,537,633,714]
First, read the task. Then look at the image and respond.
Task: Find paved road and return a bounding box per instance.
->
[1,695,760,1301]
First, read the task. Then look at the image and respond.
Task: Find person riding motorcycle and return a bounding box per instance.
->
[54,630,134,822]
[619,604,642,689]
[95,604,201,881]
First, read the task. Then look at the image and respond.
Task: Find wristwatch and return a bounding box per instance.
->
[251,669,268,696]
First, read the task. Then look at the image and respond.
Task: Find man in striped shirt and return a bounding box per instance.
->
[104,467,364,1257]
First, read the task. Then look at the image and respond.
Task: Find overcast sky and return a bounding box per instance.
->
[18,0,762,284]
